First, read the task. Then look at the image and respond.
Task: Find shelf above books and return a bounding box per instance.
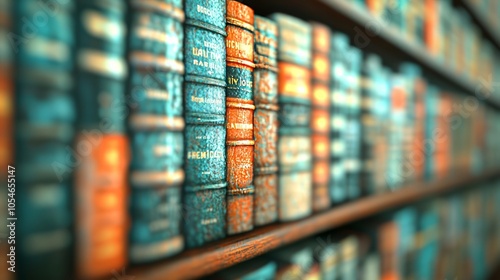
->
[130,169,500,280]
[457,0,500,51]
[242,0,500,111]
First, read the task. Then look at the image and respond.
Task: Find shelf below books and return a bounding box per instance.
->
[243,0,500,111]
[130,169,500,280]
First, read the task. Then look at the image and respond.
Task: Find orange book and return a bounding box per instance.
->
[75,134,129,278]
[225,0,256,235]
[311,22,330,212]
[424,0,439,56]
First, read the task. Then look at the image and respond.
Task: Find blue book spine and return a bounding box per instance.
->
[128,0,186,263]
[183,0,227,248]
[15,1,74,280]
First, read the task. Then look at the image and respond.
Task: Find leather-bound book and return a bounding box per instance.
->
[74,134,129,277]
[128,0,185,262]
[310,22,331,212]
[400,63,426,182]
[424,85,438,181]
[330,32,349,203]
[14,1,74,280]
[74,0,129,277]
[360,54,381,196]
[378,221,400,280]
[270,13,312,222]
[253,16,278,226]
[344,47,362,200]
[225,0,255,235]
[183,0,227,248]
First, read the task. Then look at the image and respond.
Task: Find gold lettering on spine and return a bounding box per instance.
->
[187,151,223,159]
[227,123,253,130]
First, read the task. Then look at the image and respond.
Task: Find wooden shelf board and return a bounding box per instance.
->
[130,169,500,280]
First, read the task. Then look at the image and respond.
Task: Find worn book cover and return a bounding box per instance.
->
[183,0,227,248]
[271,13,312,222]
[253,15,279,227]
[311,22,331,212]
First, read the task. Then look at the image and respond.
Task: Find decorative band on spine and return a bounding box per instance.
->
[227,186,255,195]
[131,170,185,187]
[255,63,278,72]
[227,140,255,146]
[185,18,227,36]
[184,182,227,193]
[130,52,184,74]
[226,56,256,68]
[226,102,256,110]
[256,103,279,111]
[78,49,127,79]
[226,17,255,32]
[255,166,279,175]
[129,115,185,131]
[131,0,185,22]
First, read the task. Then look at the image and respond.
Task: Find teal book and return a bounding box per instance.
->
[183,0,227,248]
[128,0,185,262]
[329,32,349,203]
[270,13,313,222]
[15,0,74,279]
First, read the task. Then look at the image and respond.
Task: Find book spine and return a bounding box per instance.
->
[330,32,349,203]
[345,48,362,200]
[225,0,255,235]
[360,54,380,196]
[74,1,129,277]
[311,22,331,212]
[127,0,185,263]
[253,16,279,226]
[183,0,227,248]
[378,221,400,280]
[271,13,312,222]
[15,1,74,279]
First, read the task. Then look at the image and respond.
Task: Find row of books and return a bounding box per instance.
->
[347,0,500,103]
[213,180,500,280]
[2,0,500,279]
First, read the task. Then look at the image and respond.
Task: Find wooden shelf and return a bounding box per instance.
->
[456,0,500,50]
[130,169,500,280]
[242,0,500,111]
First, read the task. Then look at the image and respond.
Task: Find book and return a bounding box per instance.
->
[74,0,128,277]
[339,236,359,280]
[360,54,381,196]
[225,0,255,235]
[378,221,399,280]
[270,240,314,278]
[128,0,185,262]
[270,13,312,222]
[330,32,349,203]
[74,134,129,276]
[317,235,340,280]
[15,0,74,279]
[253,16,278,226]
[344,47,362,200]
[183,0,227,248]
[310,22,331,212]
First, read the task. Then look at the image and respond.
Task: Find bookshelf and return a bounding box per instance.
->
[130,169,500,280]
[241,0,500,110]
